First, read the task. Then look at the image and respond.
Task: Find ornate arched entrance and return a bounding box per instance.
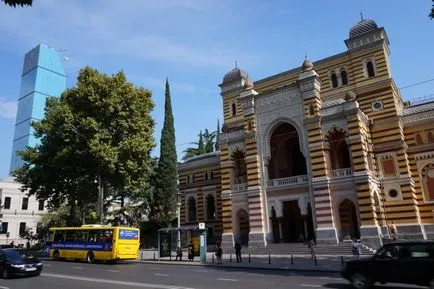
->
[282,201,305,243]
[237,209,250,245]
[339,199,360,240]
[268,123,307,179]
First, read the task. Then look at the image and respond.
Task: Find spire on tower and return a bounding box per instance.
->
[360,11,364,21]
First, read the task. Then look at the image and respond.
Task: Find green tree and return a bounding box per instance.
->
[1,0,32,6]
[215,119,220,151]
[13,67,156,222]
[152,79,178,226]
[430,0,434,19]
[197,130,206,155]
[182,128,217,160]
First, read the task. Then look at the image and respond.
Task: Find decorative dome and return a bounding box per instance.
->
[345,91,357,101]
[223,67,248,83]
[349,19,378,38]
[302,57,314,71]
[244,78,254,89]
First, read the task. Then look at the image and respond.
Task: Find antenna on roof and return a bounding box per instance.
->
[360,11,364,21]
[235,60,238,68]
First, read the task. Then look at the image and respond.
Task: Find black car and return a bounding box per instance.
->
[341,240,434,289]
[0,248,43,278]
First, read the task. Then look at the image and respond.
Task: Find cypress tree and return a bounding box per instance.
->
[155,78,178,225]
[197,130,206,155]
[215,119,220,151]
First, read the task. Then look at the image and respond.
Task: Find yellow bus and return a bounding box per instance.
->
[46,225,140,263]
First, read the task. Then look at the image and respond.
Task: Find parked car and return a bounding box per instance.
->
[341,240,434,289]
[0,248,43,278]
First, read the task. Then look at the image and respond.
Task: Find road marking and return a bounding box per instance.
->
[150,267,161,270]
[42,263,52,267]
[154,273,169,277]
[301,285,322,288]
[319,277,341,280]
[107,269,120,273]
[41,273,194,289]
[217,278,238,282]
[192,269,209,273]
[72,266,83,269]
[247,273,264,276]
[0,286,10,289]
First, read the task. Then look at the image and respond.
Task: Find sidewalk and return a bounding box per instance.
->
[136,250,353,273]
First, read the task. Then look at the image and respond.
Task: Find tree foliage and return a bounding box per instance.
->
[1,0,32,7]
[13,67,156,218]
[182,123,219,160]
[430,0,434,19]
[151,79,178,226]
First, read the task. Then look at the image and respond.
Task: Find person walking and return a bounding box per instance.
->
[188,242,194,261]
[308,239,316,260]
[215,243,223,264]
[351,239,361,258]
[235,241,242,263]
[389,221,398,240]
[175,246,183,261]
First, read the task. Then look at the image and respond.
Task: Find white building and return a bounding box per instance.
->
[0,177,46,245]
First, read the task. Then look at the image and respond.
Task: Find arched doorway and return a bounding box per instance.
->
[327,129,352,170]
[268,123,307,179]
[282,201,305,243]
[237,209,250,246]
[339,199,360,240]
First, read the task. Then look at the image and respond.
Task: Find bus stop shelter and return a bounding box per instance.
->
[157,226,207,263]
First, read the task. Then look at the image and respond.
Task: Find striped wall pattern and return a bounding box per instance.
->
[248,193,265,232]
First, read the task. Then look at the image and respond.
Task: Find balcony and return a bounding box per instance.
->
[331,168,353,178]
[232,183,248,192]
[267,175,308,188]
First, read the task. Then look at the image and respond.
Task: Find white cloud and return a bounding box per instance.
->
[0,98,17,120]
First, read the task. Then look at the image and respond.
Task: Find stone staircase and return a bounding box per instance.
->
[223,241,375,256]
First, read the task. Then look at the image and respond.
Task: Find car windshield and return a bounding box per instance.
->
[4,250,25,261]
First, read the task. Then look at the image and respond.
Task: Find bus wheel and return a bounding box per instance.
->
[87,251,95,264]
[53,250,60,261]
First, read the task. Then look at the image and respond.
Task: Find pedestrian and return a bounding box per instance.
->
[188,242,194,261]
[298,233,305,243]
[389,221,398,240]
[351,239,360,258]
[176,246,183,261]
[235,240,242,263]
[308,239,315,259]
[215,243,223,264]
[10,241,14,248]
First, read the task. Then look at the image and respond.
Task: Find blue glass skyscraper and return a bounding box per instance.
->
[9,44,66,174]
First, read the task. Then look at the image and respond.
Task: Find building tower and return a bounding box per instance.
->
[9,44,66,174]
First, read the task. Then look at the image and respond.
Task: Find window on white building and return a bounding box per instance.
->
[19,222,26,235]
[0,222,8,234]
[22,197,29,210]
[3,197,11,209]
[38,200,45,211]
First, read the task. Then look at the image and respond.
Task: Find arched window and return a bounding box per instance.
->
[205,194,216,220]
[331,73,338,88]
[415,133,423,145]
[422,164,434,201]
[309,104,315,116]
[231,102,237,116]
[427,131,434,143]
[204,172,209,180]
[341,70,348,86]
[192,174,196,183]
[366,61,375,77]
[188,196,197,222]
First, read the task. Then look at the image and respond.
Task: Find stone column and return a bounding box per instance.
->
[278,218,283,242]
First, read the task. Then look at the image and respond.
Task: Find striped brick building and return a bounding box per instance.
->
[178,18,434,249]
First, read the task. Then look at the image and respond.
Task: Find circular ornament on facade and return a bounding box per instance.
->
[372,101,383,111]
[388,189,398,198]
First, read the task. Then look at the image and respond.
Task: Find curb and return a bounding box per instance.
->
[130,260,341,273]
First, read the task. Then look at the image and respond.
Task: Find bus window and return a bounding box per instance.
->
[65,230,78,242]
[76,230,88,242]
[88,230,101,242]
[54,230,65,242]
[100,230,114,243]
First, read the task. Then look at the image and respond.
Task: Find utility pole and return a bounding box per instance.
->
[97,167,104,225]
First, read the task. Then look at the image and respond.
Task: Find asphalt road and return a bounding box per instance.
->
[0,260,426,289]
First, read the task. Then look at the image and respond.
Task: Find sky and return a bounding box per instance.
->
[0,0,433,178]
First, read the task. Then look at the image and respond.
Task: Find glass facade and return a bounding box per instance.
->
[9,44,66,174]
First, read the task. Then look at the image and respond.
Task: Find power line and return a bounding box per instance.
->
[399,78,434,90]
